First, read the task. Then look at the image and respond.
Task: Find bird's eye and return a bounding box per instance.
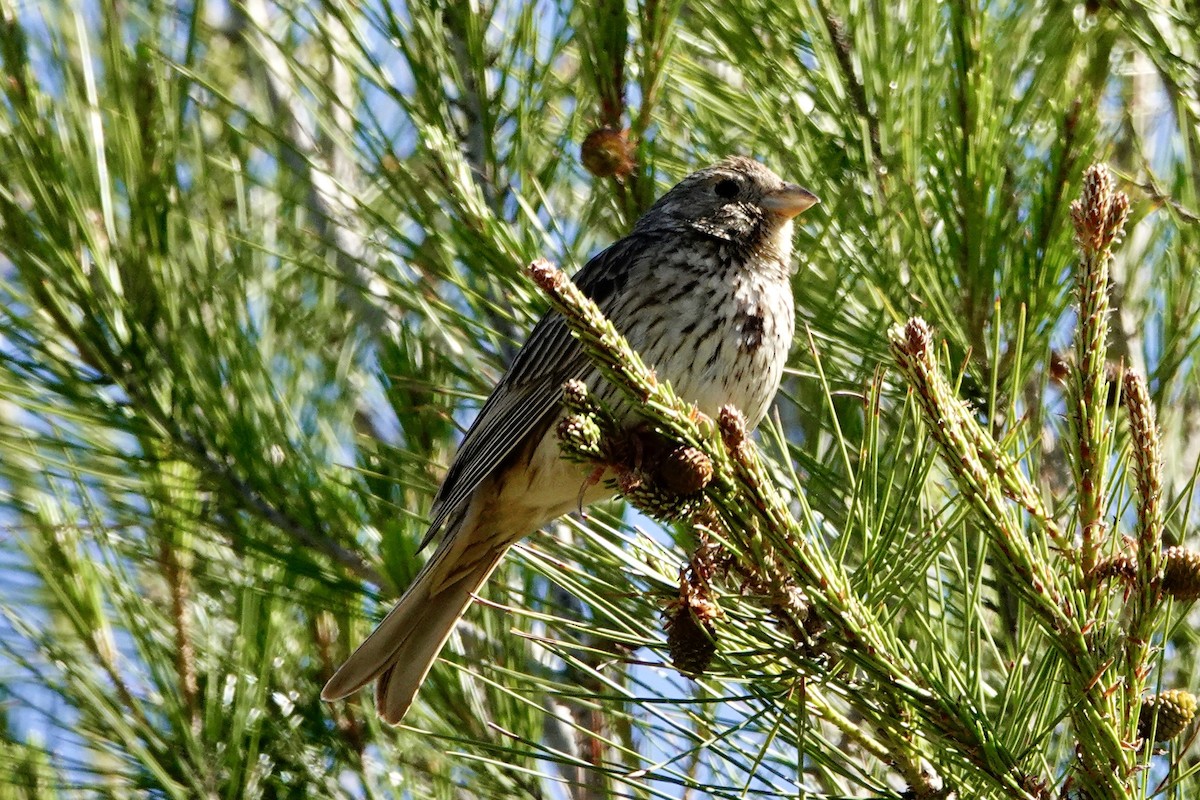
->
[714,178,739,199]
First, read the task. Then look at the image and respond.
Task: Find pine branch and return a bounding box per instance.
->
[530,258,1040,799]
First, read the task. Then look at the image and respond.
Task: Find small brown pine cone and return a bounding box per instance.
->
[659,445,714,495]
[664,574,720,677]
[581,127,635,178]
[1162,546,1200,602]
[1092,554,1137,584]
[664,604,717,677]
[718,406,748,455]
[1139,689,1198,742]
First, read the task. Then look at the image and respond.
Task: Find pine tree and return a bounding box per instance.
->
[1,1,1199,798]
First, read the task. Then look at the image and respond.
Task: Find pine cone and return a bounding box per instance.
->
[664,570,721,677]
[1092,554,1137,584]
[1139,689,1197,742]
[1162,546,1200,602]
[581,127,634,178]
[664,603,717,677]
[659,445,714,495]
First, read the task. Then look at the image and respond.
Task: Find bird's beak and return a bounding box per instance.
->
[762,184,820,219]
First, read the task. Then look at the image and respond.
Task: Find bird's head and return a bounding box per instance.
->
[634,156,819,251]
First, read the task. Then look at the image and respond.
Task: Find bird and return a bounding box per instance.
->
[322,156,819,724]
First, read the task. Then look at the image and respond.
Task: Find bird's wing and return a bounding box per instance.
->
[421,232,649,546]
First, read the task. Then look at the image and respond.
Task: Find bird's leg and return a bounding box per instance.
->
[576,464,608,512]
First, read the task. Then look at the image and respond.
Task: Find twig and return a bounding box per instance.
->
[816,2,884,178]
[160,536,200,733]
[185,436,384,586]
[1069,164,1128,576]
[1129,169,1200,225]
[1121,370,1165,747]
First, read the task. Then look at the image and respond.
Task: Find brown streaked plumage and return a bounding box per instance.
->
[321,156,819,724]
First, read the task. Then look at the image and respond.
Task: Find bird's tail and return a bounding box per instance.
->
[321,524,507,724]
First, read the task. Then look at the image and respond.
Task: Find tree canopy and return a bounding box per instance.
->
[1,1,1199,798]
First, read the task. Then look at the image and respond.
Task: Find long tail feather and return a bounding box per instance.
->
[322,527,506,724]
